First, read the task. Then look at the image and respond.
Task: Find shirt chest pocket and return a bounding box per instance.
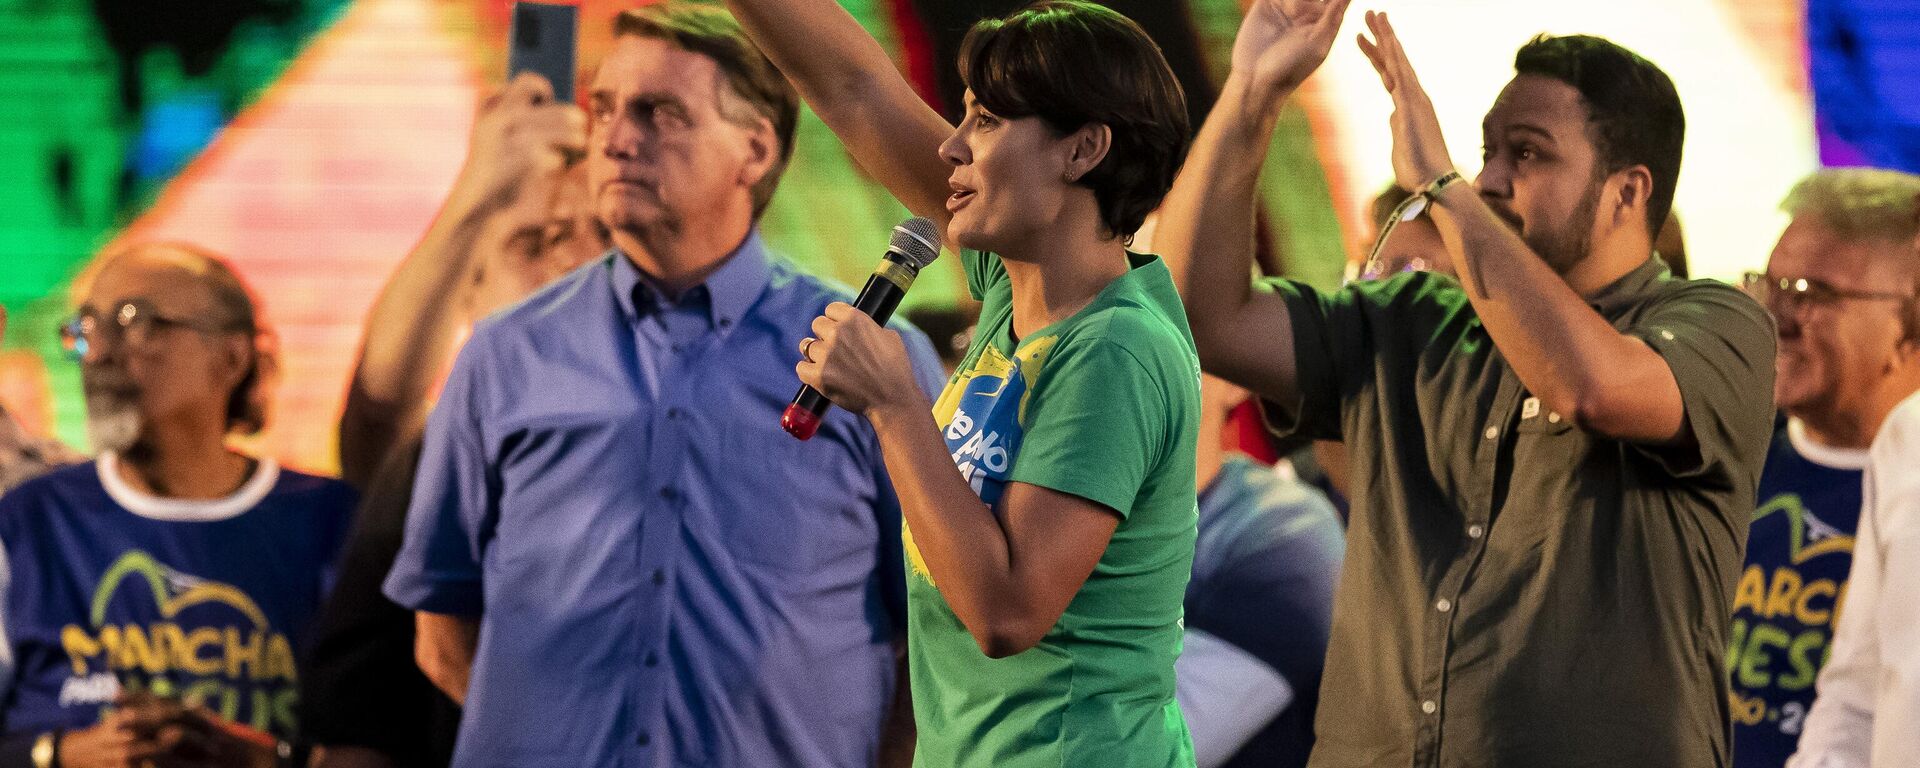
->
[1512,399,1576,437]
[705,426,877,576]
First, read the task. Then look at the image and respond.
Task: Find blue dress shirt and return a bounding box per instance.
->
[385,231,946,767]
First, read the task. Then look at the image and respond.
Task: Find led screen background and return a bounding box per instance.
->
[0,0,1913,473]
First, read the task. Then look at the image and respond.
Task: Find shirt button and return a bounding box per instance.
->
[637,731,651,747]
[652,569,666,586]
[659,486,678,501]
[1421,700,1438,715]
[1436,598,1452,613]
[666,407,682,419]
[1483,426,1498,440]
[1547,412,1562,424]
[1467,524,1485,539]
[645,651,659,667]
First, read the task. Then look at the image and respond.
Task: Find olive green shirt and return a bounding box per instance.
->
[1265,259,1776,768]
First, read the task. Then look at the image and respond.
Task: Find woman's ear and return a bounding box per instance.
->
[1063,123,1113,183]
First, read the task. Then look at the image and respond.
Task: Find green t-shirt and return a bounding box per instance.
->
[906,249,1201,768]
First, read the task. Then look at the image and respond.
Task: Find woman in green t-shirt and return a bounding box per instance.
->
[721,0,1345,765]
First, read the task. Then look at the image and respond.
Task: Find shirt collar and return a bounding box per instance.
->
[609,229,771,331]
[1586,256,1671,322]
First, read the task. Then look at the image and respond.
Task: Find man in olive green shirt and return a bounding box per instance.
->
[1158,9,1774,768]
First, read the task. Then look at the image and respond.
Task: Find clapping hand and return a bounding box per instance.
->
[1356,11,1457,192]
[1230,0,1355,99]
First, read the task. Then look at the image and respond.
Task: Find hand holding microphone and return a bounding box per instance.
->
[785,217,942,440]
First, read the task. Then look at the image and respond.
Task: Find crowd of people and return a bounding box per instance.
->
[0,0,1916,767]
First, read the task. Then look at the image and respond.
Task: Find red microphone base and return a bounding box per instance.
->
[781,404,822,441]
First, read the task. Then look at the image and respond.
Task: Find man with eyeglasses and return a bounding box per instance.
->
[1723,168,1920,768]
[0,306,82,496]
[1787,171,1920,768]
[0,243,356,767]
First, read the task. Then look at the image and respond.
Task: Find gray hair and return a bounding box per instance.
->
[1781,167,1920,245]
[87,242,269,435]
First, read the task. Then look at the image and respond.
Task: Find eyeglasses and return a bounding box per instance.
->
[1739,272,1913,312]
[58,300,244,361]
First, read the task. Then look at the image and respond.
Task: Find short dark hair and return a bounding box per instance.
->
[958,1,1191,241]
[614,2,798,217]
[1513,34,1684,239]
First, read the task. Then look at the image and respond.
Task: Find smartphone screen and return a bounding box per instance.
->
[507,2,579,102]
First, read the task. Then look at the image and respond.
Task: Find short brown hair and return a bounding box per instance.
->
[614,2,798,218]
[959,1,1191,242]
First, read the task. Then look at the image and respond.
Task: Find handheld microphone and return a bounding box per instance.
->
[782,217,943,441]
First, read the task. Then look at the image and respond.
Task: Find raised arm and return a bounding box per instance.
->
[340,75,584,488]
[722,0,955,231]
[1155,0,1349,408]
[1357,13,1688,443]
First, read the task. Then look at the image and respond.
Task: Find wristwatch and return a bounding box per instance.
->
[29,731,55,768]
[1354,168,1466,283]
[1418,169,1463,199]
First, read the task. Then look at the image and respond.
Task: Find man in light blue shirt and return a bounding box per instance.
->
[383,4,944,766]
[1177,376,1344,768]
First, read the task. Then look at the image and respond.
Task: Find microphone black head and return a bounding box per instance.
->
[888,217,942,271]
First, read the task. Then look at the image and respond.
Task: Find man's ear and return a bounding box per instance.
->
[220,332,255,392]
[739,115,780,191]
[1611,164,1654,231]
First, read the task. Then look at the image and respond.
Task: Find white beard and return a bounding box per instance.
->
[85,399,142,455]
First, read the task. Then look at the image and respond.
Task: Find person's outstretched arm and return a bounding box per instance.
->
[339,74,584,488]
[1154,0,1351,416]
[1355,13,1772,447]
[722,0,955,235]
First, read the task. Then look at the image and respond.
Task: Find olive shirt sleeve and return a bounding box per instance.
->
[1254,273,1441,442]
[1623,281,1778,486]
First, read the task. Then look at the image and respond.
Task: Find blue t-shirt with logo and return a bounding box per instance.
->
[1728,419,1865,768]
[0,457,354,740]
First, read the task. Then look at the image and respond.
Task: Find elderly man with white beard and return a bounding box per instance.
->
[0,243,355,768]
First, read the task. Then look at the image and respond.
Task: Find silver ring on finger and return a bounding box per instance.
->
[801,337,818,363]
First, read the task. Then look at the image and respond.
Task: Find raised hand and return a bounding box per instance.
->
[1356,10,1455,191]
[1231,0,1355,98]
[454,73,588,211]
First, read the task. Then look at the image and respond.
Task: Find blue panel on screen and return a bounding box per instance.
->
[1809,0,1920,172]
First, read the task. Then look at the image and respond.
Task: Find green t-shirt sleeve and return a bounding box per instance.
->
[1625,280,1778,484]
[962,249,1009,301]
[1008,338,1167,519]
